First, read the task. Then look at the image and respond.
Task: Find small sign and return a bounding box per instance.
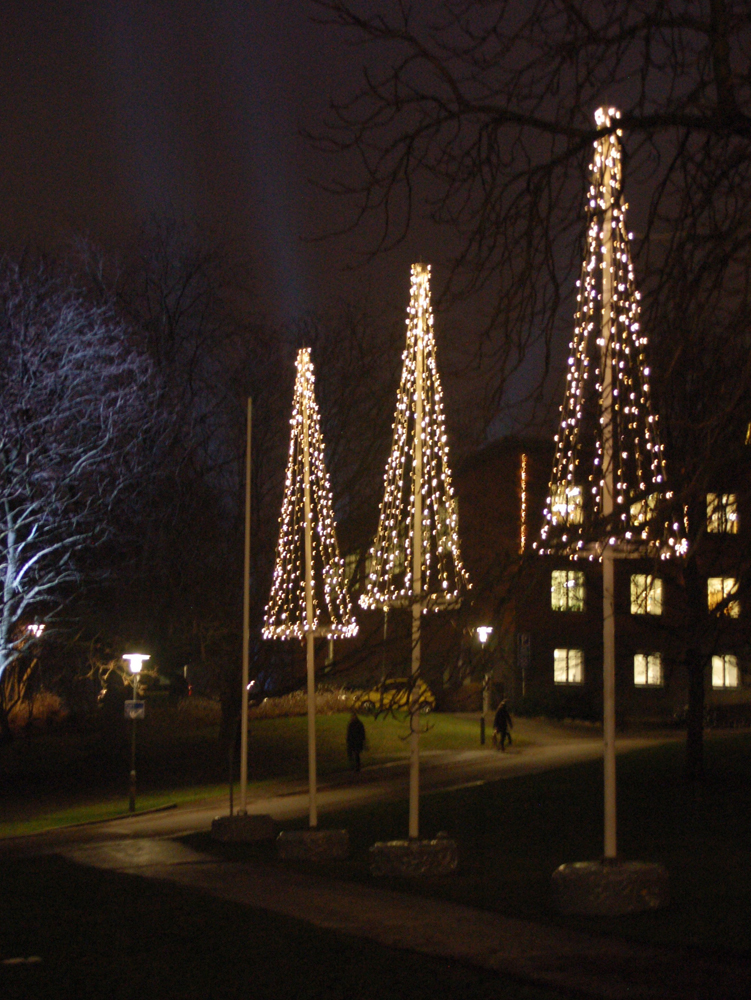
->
[124,700,145,720]
[517,632,530,670]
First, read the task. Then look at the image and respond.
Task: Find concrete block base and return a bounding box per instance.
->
[369,833,458,877]
[276,828,349,861]
[211,813,276,842]
[552,859,669,916]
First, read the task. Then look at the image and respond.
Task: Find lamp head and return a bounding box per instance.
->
[123,653,150,675]
[476,626,493,646]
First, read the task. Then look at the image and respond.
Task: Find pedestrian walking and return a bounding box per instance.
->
[346,711,366,771]
[493,699,513,751]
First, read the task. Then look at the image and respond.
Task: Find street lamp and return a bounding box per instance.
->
[476,627,493,744]
[123,653,149,812]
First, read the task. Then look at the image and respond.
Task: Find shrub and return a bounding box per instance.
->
[248,686,356,720]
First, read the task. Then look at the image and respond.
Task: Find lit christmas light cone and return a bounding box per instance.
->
[536,107,684,562]
[263,348,358,828]
[362,263,469,839]
[542,109,675,910]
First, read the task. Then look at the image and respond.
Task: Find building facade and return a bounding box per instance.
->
[456,437,751,723]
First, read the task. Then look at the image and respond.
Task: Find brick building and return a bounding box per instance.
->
[455,436,751,723]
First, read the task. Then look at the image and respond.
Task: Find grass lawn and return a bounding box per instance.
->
[0,854,568,1000]
[185,732,751,957]
[0,710,490,837]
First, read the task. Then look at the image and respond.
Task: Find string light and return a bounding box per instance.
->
[535,108,685,561]
[360,263,469,611]
[520,453,528,554]
[263,348,359,640]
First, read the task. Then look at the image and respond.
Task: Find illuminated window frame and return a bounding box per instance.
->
[344,551,360,589]
[712,654,739,689]
[554,648,584,685]
[630,493,658,526]
[634,653,663,688]
[551,570,586,612]
[707,577,740,617]
[707,494,738,534]
[630,574,663,616]
[551,484,583,526]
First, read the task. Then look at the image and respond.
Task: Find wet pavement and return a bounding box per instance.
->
[57,836,751,1000]
[5,720,746,998]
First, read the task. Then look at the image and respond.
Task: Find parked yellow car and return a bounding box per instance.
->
[354,678,435,715]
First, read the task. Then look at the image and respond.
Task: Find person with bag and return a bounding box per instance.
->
[493,699,513,751]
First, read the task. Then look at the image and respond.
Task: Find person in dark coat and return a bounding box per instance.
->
[346,712,366,771]
[493,700,513,751]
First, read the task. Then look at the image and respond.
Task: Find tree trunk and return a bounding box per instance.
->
[686,645,705,783]
[684,546,706,783]
[0,697,12,743]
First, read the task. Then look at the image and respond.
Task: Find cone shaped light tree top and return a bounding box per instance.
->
[536,107,685,561]
[262,348,358,640]
[360,263,469,611]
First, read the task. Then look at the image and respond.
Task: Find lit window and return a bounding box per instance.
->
[712,654,739,689]
[436,503,451,554]
[344,551,360,588]
[631,574,663,615]
[630,493,658,525]
[551,570,586,611]
[707,494,738,534]
[390,522,407,574]
[551,485,583,525]
[634,653,663,687]
[707,577,740,617]
[554,648,584,684]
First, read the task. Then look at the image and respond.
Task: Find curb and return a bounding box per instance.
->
[2,802,178,840]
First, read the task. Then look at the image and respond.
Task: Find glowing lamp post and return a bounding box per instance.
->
[123,653,149,813]
[476,627,493,742]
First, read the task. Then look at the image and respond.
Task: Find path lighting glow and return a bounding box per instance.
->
[123,653,149,814]
[123,653,149,676]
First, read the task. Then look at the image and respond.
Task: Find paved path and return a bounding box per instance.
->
[0,720,667,847]
[58,837,751,1000]
[9,721,746,998]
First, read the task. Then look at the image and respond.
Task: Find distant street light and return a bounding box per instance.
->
[123,653,149,813]
[476,627,493,743]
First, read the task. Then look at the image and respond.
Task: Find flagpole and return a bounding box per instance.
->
[303,388,318,828]
[409,306,424,840]
[239,397,252,813]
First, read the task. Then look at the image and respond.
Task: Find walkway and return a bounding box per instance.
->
[57,837,751,1000]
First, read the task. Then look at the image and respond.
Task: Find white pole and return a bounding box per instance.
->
[239,398,252,813]
[600,117,617,860]
[409,293,424,840]
[302,386,318,828]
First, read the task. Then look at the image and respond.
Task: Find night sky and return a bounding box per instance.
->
[0,0,429,324]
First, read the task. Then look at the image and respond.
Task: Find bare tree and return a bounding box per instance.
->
[0,257,161,737]
[312,1,751,775]
[312,0,751,423]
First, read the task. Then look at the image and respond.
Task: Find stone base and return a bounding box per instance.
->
[276,828,349,861]
[369,833,458,877]
[211,813,276,842]
[552,859,669,916]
